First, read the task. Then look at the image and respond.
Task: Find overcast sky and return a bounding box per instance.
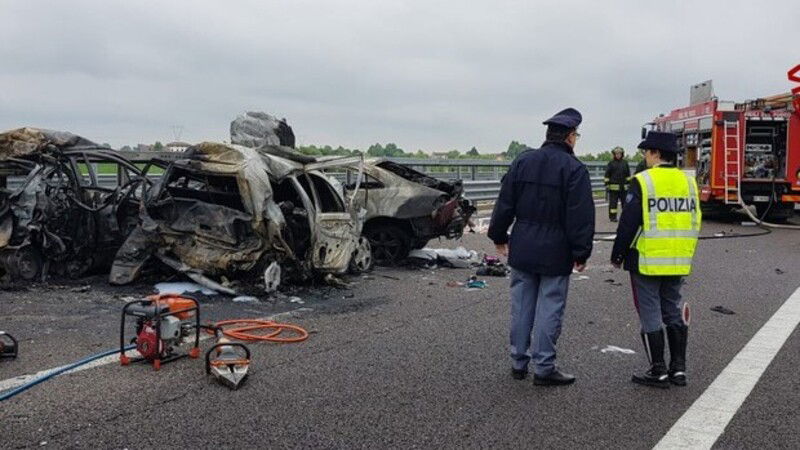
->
[1,0,798,155]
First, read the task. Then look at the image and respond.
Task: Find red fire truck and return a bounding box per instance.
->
[645,66,800,220]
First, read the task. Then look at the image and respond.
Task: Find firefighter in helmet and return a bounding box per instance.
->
[604,147,631,222]
[611,131,701,389]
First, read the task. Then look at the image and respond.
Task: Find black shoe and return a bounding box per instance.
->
[511,368,528,380]
[668,371,687,386]
[632,368,670,389]
[533,369,576,386]
[666,325,688,387]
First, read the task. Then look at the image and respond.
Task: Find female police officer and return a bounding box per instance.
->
[611,131,701,388]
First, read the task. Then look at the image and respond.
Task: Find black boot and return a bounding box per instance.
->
[666,325,688,386]
[632,329,670,389]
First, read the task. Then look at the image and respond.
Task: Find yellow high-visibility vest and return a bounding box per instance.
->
[633,167,702,276]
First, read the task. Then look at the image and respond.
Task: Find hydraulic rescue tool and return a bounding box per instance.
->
[0,331,18,360]
[205,331,251,390]
[119,294,201,370]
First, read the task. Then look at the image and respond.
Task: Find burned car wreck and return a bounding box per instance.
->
[0,128,148,281]
[231,111,476,266]
[110,141,372,293]
[344,159,476,265]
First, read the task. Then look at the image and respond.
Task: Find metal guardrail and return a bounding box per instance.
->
[3,153,633,205]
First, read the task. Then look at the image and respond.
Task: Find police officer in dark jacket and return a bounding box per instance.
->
[604,148,631,222]
[488,108,595,386]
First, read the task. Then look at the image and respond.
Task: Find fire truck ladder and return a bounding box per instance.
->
[722,120,741,205]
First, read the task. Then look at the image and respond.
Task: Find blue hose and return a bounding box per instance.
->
[0,344,136,402]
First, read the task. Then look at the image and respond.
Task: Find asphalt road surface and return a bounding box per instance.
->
[2,210,799,449]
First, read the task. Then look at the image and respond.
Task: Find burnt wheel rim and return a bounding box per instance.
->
[369,230,404,264]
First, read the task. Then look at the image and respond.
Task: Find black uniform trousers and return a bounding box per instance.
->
[608,187,626,220]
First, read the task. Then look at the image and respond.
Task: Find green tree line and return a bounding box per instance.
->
[296,141,642,163]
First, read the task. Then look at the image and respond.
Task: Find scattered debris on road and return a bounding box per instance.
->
[0,331,19,360]
[154,281,218,296]
[711,305,736,315]
[466,276,486,289]
[475,254,510,277]
[408,246,480,269]
[600,345,636,354]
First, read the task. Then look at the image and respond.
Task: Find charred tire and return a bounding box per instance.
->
[348,237,374,274]
[364,224,411,266]
[1,247,43,281]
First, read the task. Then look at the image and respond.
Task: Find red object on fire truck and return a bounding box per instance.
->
[646,66,800,221]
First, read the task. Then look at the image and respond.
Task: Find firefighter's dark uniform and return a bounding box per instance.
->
[604,155,631,221]
[488,108,595,386]
[611,131,701,389]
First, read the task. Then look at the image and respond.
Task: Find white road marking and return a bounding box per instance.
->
[654,285,800,449]
[0,309,305,393]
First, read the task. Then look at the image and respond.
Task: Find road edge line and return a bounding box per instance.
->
[653,285,800,449]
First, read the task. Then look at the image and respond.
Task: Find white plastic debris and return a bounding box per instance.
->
[233,296,259,303]
[289,296,304,304]
[264,262,281,293]
[155,282,217,295]
[575,275,590,281]
[600,345,636,354]
[408,249,438,261]
[410,247,481,268]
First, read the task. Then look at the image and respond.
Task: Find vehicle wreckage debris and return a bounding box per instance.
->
[474,254,510,277]
[600,345,636,355]
[1,128,150,282]
[0,331,19,360]
[711,305,736,315]
[407,247,480,269]
[466,277,487,289]
[2,117,477,293]
[155,281,218,296]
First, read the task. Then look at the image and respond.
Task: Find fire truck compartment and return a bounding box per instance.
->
[743,119,787,179]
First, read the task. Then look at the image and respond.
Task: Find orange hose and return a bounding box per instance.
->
[209,319,309,343]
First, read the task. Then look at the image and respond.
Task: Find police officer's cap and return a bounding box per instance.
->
[543,108,582,129]
[638,131,681,154]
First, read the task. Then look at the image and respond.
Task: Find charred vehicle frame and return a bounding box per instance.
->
[110,142,372,293]
[343,159,476,265]
[0,128,149,281]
